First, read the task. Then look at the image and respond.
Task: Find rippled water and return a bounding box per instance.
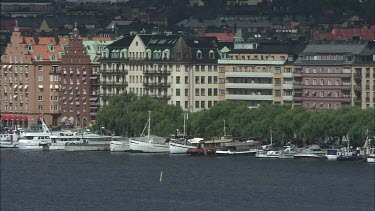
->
[1,149,374,211]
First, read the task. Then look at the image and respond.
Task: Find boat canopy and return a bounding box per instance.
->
[188,138,204,144]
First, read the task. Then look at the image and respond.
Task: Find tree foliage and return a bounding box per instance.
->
[96,94,374,147]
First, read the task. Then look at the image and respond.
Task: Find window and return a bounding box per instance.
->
[195,76,199,84]
[275,90,281,97]
[320,79,324,85]
[38,76,43,81]
[335,80,339,85]
[305,67,309,73]
[196,50,202,59]
[38,105,43,111]
[200,76,205,84]
[38,96,43,101]
[176,76,180,84]
[274,78,281,85]
[176,101,180,107]
[185,101,189,109]
[38,66,43,71]
[201,88,205,96]
[195,88,199,96]
[176,89,180,96]
[201,101,205,109]
[209,50,215,59]
[320,91,324,97]
[214,89,218,96]
[195,101,199,108]
[185,89,188,96]
[275,67,281,74]
[185,76,189,84]
[208,89,212,96]
[313,79,316,85]
[305,79,309,85]
[328,67,332,73]
[219,78,225,84]
[328,80,331,85]
[208,76,212,84]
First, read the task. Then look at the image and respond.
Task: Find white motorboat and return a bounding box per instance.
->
[294,145,326,159]
[256,150,280,158]
[110,137,130,152]
[0,133,20,148]
[169,138,203,154]
[325,148,339,160]
[367,154,375,163]
[39,132,82,151]
[129,111,169,153]
[279,146,299,159]
[216,149,258,156]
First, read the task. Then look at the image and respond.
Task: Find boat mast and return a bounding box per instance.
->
[148,111,151,141]
[223,120,226,137]
[270,128,273,146]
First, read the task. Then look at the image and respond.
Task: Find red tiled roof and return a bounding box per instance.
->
[312,26,375,41]
[200,32,236,42]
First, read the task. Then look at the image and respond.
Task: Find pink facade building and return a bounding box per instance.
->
[293,42,373,110]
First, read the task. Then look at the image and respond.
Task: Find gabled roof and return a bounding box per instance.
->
[303,44,367,54]
[106,35,135,49]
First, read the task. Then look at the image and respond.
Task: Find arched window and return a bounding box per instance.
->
[209,50,215,59]
[146,49,152,59]
[162,49,170,60]
[196,50,202,59]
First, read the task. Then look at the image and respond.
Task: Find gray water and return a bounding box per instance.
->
[1,149,374,211]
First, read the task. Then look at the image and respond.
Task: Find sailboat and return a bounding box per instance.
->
[129,111,169,153]
[169,113,202,154]
[256,129,280,158]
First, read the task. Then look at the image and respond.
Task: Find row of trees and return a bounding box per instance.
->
[95,93,374,147]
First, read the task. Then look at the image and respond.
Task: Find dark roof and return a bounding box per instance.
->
[106,35,135,49]
[232,42,306,55]
[185,36,219,48]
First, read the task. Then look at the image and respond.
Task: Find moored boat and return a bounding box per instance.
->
[325,148,339,160]
[294,145,326,159]
[110,137,130,152]
[129,111,169,153]
[169,138,203,154]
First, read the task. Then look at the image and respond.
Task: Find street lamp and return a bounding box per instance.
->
[101,126,105,135]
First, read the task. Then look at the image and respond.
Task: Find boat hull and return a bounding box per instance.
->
[187,148,223,156]
[110,140,130,152]
[129,139,169,153]
[216,150,257,156]
[367,155,375,163]
[65,144,110,151]
[293,154,322,159]
[0,142,19,148]
[169,142,196,154]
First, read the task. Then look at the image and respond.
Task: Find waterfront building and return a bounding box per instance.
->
[218,41,305,108]
[0,26,69,127]
[293,41,373,110]
[100,34,222,112]
[83,37,116,124]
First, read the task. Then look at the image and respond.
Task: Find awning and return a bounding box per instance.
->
[62,97,66,100]
[69,97,73,100]
[75,87,79,90]
[24,85,28,89]
[50,85,53,89]
[89,97,98,101]
[8,65,12,68]
[13,85,17,89]
[22,116,28,122]
[69,87,73,90]
[13,95,17,99]
[19,85,23,89]
[1,115,9,120]
[89,76,98,79]
[61,116,67,123]
[54,85,59,89]
[3,65,7,69]
[38,85,43,89]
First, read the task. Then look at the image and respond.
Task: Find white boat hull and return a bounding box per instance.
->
[325,155,338,160]
[169,142,196,154]
[367,155,375,163]
[129,139,169,153]
[0,141,19,148]
[18,141,45,150]
[110,140,130,152]
[256,151,280,158]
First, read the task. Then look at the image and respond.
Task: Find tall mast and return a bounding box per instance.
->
[148,111,151,141]
[223,120,226,137]
[270,128,273,145]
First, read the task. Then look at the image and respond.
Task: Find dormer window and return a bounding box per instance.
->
[196,50,202,59]
[51,55,57,61]
[209,50,215,59]
[36,55,42,61]
[49,44,55,52]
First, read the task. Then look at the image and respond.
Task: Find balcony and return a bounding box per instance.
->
[282,83,293,89]
[282,73,293,78]
[226,94,273,101]
[143,69,171,76]
[143,82,171,88]
[226,72,273,78]
[225,83,273,89]
[283,96,293,101]
[147,94,171,99]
